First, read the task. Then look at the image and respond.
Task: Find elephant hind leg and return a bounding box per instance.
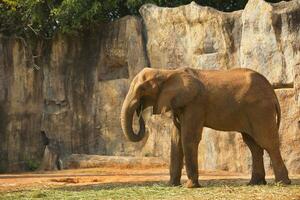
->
[250,128,291,184]
[241,132,266,185]
[246,105,290,184]
[267,148,291,184]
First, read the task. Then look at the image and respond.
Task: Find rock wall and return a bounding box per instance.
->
[0,17,150,172]
[0,0,299,174]
[0,38,44,172]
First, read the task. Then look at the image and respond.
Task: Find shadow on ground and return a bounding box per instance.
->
[53,178,300,192]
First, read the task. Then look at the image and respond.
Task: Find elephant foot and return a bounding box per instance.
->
[168,179,181,187]
[247,178,267,185]
[275,178,291,185]
[185,179,200,188]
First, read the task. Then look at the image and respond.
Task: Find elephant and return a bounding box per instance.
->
[120,67,291,188]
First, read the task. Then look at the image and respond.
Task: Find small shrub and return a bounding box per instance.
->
[25,159,40,171]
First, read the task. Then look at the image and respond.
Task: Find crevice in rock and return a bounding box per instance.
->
[273,83,294,89]
[140,17,151,69]
[98,60,129,81]
[44,100,69,114]
[39,131,62,171]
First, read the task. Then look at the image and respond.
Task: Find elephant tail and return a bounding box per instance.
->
[274,94,281,130]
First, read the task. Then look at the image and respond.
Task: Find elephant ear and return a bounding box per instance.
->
[155,71,202,114]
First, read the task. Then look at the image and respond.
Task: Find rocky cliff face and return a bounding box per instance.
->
[0,38,44,172]
[0,0,299,174]
[0,17,149,172]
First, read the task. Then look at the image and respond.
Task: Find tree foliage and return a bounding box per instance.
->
[0,0,286,37]
[0,0,122,37]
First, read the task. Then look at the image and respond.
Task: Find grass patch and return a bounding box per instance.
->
[1,181,300,200]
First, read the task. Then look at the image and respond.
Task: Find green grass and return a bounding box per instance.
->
[1,181,300,200]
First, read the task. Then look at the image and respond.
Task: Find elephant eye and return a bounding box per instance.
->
[139,85,146,93]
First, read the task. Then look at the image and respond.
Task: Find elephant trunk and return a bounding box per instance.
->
[120,94,145,142]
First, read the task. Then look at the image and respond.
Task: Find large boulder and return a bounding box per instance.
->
[62,154,167,169]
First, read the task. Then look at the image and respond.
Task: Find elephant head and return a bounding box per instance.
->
[120,67,202,142]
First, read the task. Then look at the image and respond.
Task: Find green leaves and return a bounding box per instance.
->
[0,0,285,37]
[0,0,119,37]
[1,0,55,37]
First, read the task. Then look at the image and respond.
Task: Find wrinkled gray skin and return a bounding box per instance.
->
[120,67,291,188]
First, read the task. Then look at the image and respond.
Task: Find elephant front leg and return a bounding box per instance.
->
[181,115,203,188]
[169,126,183,186]
[182,142,201,188]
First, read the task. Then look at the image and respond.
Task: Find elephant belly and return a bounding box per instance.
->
[204,107,248,132]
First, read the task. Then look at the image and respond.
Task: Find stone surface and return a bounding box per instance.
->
[240,0,300,86]
[0,0,300,174]
[198,130,250,173]
[0,38,44,172]
[39,146,60,171]
[295,58,300,107]
[276,89,300,174]
[98,16,148,81]
[140,2,242,70]
[63,154,167,169]
[0,16,149,172]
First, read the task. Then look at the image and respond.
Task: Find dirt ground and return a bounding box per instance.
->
[1,167,299,192]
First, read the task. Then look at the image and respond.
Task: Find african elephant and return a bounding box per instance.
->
[120,67,291,188]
